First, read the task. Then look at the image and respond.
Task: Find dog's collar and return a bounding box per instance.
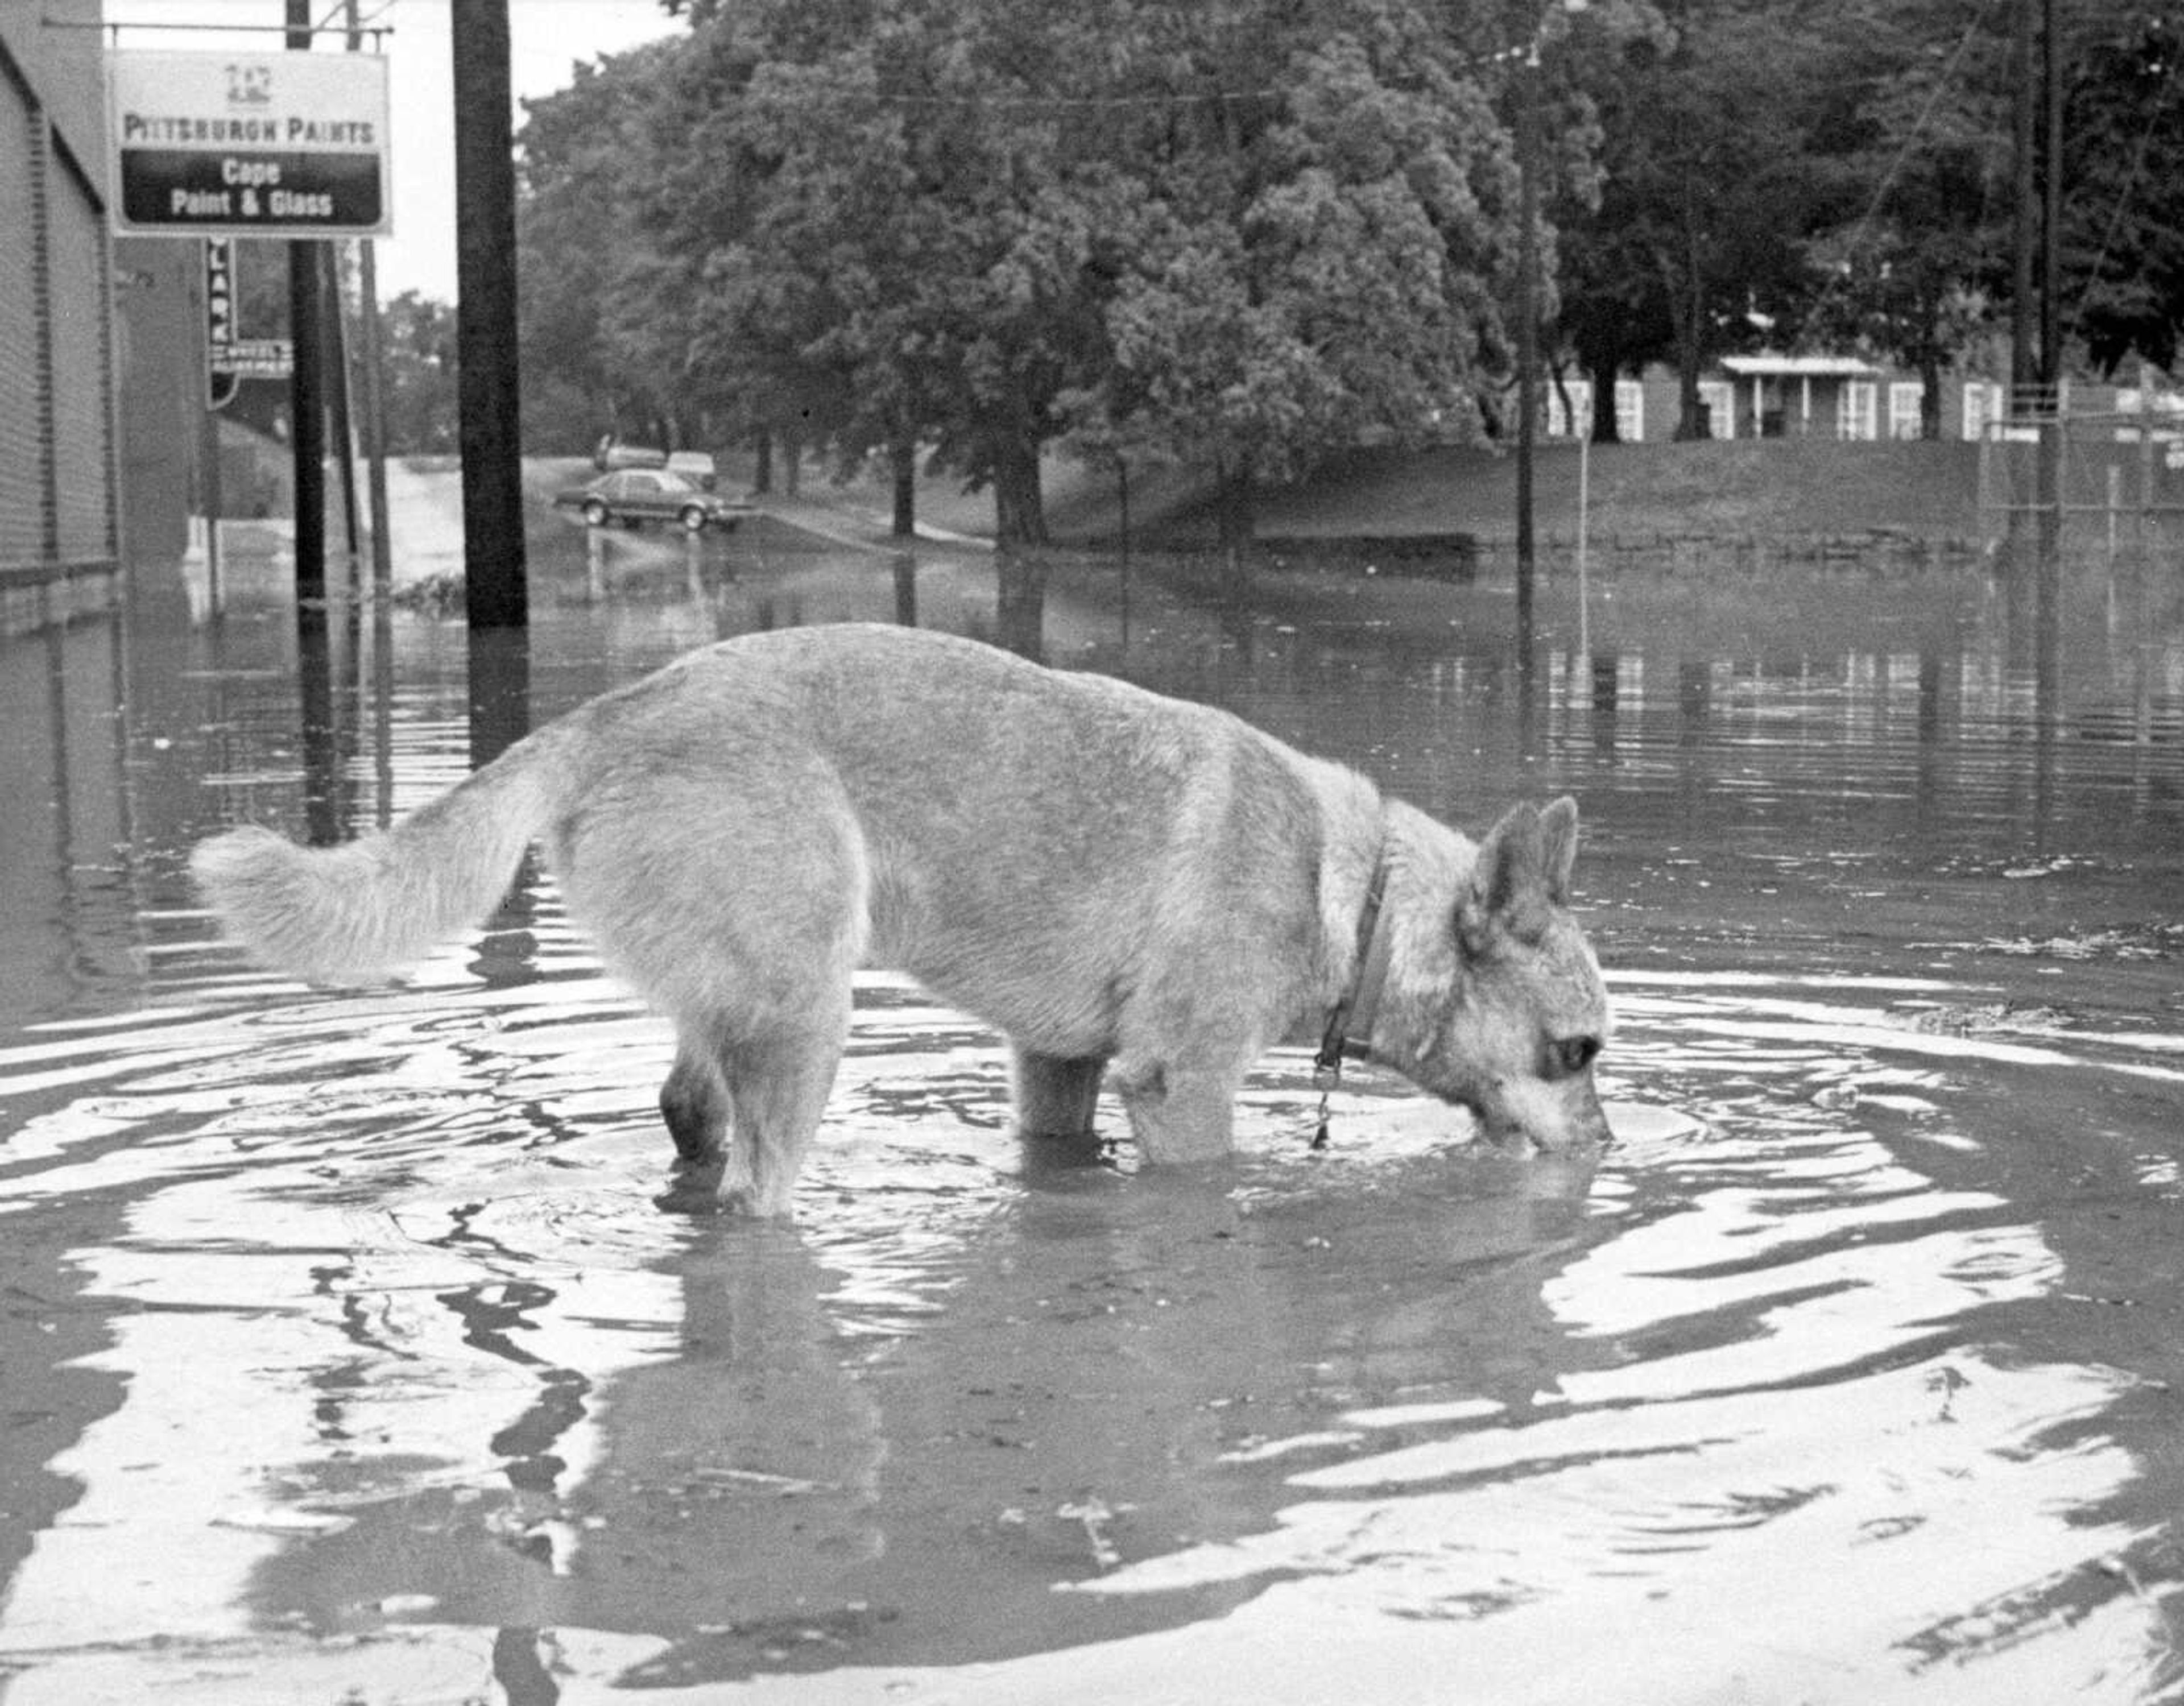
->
[1316,851,1391,1075]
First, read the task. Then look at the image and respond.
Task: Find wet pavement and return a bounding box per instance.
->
[2,503,2182,1703]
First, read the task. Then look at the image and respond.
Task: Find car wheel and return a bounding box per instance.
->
[582,499,609,527]
[679,506,708,533]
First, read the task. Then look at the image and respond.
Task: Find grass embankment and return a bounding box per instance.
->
[892,438,1984,556]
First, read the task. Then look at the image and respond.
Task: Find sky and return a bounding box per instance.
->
[104,0,687,302]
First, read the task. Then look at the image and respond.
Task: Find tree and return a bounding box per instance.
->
[1570,0,1834,439]
[2062,7,2184,375]
[1538,1,1668,442]
[516,43,693,454]
[1792,0,2009,436]
[663,0,1110,541]
[376,291,461,454]
[1063,1,1532,554]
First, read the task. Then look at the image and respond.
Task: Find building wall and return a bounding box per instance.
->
[0,6,123,624]
[0,50,54,569]
[115,239,204,566]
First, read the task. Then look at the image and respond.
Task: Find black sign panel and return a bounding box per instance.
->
[124,150,384,230]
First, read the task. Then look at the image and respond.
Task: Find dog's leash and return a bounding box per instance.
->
[1312,854,1391,1149]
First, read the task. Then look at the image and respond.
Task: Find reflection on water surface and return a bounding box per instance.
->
[0,530,2181,1703]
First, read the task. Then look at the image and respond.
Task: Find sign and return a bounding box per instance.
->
[202,238,291,409]
[109,49,391,238]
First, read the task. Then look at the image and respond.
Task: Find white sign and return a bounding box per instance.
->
[108,49,391,238]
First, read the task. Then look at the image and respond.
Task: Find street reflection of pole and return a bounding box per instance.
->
[995,552,1046,662]
[2133,550,2154,817]
[892,552,919,627]
[685,531,707,604]
[468,624,532,769]
[1515,617,1540,764]
[1575,430,1590,657]
[1117,457,1132,653]
[1916,650,1945,836]
[372,597,394,830]
[1590,650,1618,760]
[466,626,535,985]
[297,606,343,847]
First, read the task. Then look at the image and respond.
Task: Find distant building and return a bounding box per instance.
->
[1545,357,2182,445]
[2,6,200,635]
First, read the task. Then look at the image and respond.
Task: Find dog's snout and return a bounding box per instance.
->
[1467,1076,1612,1153]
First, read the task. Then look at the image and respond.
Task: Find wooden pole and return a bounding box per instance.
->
[452,0,529,629]
[2009,0,2037,417]
[348,0,394,601]
[287,0,326,605]
[1515,44,1541,644]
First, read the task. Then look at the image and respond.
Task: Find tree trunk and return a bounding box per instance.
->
[752,430,774,495]
[1571,320,1624,444]
[992,437,1048,546]
[1671,200,1709,441]
[1589,362,1620,444]
[995,551,1046,661]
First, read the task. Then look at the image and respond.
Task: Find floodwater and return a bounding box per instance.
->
[2,507,2182,1705]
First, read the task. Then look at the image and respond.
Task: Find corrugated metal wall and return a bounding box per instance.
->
[0,41,119,578]
[49,150,117,562]
[0,59,49,567]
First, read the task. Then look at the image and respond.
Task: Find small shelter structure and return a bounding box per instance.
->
[1719,354,1885,439]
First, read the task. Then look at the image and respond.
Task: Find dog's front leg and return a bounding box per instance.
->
[1111,1048,1250,1165]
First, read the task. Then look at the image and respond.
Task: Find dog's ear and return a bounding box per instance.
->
[1541,796,1580,906]
[1458,801,1553,954]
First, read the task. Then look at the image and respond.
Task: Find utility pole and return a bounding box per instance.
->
[2009,0,2037,417]
[452,0,528,630]
[287,0,326,604]
[2037,0,2064,563]
[1515,40,1541,646]
[2038,0,2061,400]
[347,0,394,601]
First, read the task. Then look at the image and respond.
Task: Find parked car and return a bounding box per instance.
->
[554,469,755,533]
[593,434,668,472]
[665,449,718,491]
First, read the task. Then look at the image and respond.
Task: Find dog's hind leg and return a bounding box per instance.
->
[715,989,853,1216]
[1010,1048,1107,1142]
[660,1030,730,1165]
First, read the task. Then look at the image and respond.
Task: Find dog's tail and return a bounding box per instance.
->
[190,723,572,986]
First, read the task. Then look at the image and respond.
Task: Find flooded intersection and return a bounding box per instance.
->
[1,523,2182,1703]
